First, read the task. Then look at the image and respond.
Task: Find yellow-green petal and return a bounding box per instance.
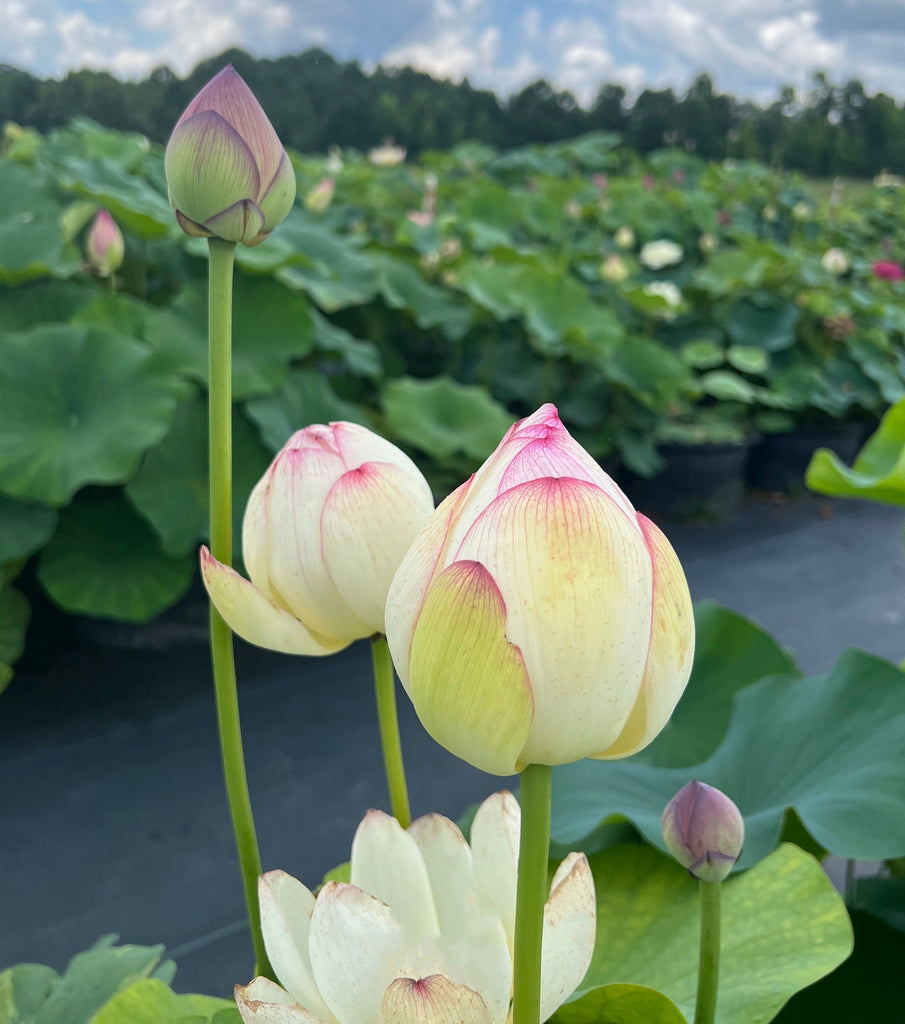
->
[409,559,533,776]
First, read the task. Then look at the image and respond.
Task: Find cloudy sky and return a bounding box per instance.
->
[3,0,904,105]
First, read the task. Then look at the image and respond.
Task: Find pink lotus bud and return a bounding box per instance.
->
[165,66,296,246]
[661,780,744,883]
[385,404,694,775]
[304,177,335,213]
[85,209,124,277]
[873,259,904,282]
[201,422,434,655]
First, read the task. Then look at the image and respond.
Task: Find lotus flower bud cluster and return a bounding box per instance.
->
[165,66,296,246]
[661,780,745,884]
[236,791,595,1024]
[386,404,695,776]
[85,209,124,277]
[202,422,434,655]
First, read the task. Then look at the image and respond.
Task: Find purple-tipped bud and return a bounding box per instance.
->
[661,780,744,884]
[86,209,124,277]
[164,66,296,247]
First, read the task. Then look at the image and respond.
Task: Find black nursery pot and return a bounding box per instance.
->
[620,439,755,522]
[746,422,866,493]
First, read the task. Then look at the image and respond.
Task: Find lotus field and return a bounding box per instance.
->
[2,73,905,1024]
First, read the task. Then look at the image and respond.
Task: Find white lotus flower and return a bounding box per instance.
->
[639,239,683,270]
[643,281,682,308]
[614,225,635,249]
[821,247,849,275]
[236,792,595,1024]
[369,143,407,167]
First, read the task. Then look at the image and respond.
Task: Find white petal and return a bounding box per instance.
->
[331,422,433,494]
[539,853,596,1022]
[320,461,434,632]
[407,814,512,1024]
[309,882,426,1024]
[264,441,372,640]
[469,792,520,951]
[455,478,653,765]
[258,871,336,1022]
[351,810,440,943]
[378,975,493,1024]
[235,977,325,1024]
[200,547,349,656]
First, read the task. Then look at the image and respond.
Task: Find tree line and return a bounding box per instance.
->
[2,47,903,178]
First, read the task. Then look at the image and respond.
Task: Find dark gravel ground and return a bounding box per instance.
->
[2,494,902,995]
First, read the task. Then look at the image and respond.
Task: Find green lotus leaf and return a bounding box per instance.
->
[0,281,97,331]
[246,370,369,453]
[552,984,685,1024]
[635,601,799,768]
[806,397,905,505]
[372,252,472,341]
[143,275,316,399]
[90,978,234,1024]
[563,843,851,1024]
[38,495,194,623]
[275,218,378,310]
[0,585,29,669]
[383,376,515,462]
[0,495,57,563]
[0,162,79,283]
[126,395,271,557]
[0,325,183,506]
[725,295,799,352]
[552,649,905,868]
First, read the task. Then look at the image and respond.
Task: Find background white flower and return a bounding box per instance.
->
[821,248,849,275]
[639,239,683,270]
[643,280,682,308]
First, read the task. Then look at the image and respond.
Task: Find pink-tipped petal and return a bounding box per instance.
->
[378,975,493,1024]
[177,66,286,186]
[235,977,324,1024]
[455,477,652,765]
[200,547,347,656]
[408,559,534,776]
[596,514,694,759]
[320,461,434,632]
[385,478,474,694]
[165,110,260,223]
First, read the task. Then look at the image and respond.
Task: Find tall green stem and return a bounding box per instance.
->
[371,634,411,828]
[694,880,722,1024]
[207,237,271,978]
[513,763,552,1024]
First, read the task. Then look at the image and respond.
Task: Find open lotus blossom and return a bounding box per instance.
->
[235,791,595,1024]
[165,66,296,246]
[201,422,434,655]
[369,142,407,167]
[821,248,849,275]
[639,239,683,270]
[385,404,694,775]
[85,209,124,277]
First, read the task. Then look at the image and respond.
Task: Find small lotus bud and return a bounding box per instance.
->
[615,225,635,249]
[792,200,811,221]
[304,177,335,213]
[699,233,718,254]
[165,66,296,246]
[600,254,629,283]
[661,780,744,883]
[86,209,124,277]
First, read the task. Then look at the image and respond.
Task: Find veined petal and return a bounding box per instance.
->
[174,209,213,237]
[309,882,425,1024]
[177,66,286,187]
[407,814,513,1024]
[259,872,336,1023]
[385,478,474,694]
[165,110,260,224]
[320,461,434,633]
[258,150,298,230]
[378,976,492,1024]
[200,547,348,656]
[456,477,652,765]
[469,792,520,951]
[242,474,274,599]
[204,198,266,245]
[350,810,440,943]
[235,977,324,1024]
[408,560,534,776]
[539,853,596,1022]
[264,442,372,640]
[596,514,694,758]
